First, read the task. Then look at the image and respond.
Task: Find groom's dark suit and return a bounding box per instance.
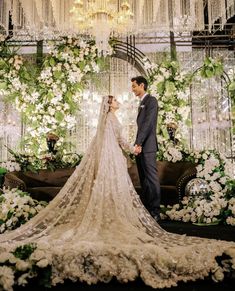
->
[135,94,161,217]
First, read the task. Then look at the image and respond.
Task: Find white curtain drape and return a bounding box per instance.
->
[0,0,234,39]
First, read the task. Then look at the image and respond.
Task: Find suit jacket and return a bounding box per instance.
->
[135,94,158,153]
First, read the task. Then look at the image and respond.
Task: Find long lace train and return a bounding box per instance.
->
[0,111,234,288]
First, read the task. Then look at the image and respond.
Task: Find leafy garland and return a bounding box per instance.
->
[199,56,223,79]
[0,37,102,156]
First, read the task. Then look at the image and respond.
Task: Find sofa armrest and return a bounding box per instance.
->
[3,173,27,191]
[176,167,197,202]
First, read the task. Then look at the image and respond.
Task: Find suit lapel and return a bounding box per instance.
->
[137,94,150,119]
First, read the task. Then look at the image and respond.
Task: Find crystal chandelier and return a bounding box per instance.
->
[70,0,133,54]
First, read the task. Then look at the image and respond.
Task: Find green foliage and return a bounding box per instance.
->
[12,243,37,260]
[0,38,101,157]
[7,146,82,172]
[199,57,223,79]
[225,179,235,200]
[0,167,7,174]
[228,80,235,103]
[0,242,52,289]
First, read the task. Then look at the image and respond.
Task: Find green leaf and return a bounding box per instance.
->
[55,111,64,122]
[205,69,214,78]
[79,61,85,70]
[162,127,169,139]
[13,243,37,260]
[21,70,31,81]
[156,82,165,95]
[53,70,62,79]
[0,81,7,89]
[229,81,235,91]
[0,58,7,69]
[49,57,56,66]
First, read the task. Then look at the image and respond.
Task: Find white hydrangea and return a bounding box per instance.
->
[0,266,15,291]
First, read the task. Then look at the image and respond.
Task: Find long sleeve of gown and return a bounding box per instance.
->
[108,113,134,154]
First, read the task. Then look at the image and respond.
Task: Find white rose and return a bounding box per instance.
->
[212,267,224,282]
[36,258,49,268]
[15,259,31,271]
[0,253,15,263]
[30,249,45,261]
[0,266,15,291]
[17,273,31,286]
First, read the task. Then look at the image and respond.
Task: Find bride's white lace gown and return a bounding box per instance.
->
[0,96,235,288]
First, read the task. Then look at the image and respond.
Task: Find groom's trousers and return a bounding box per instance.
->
[135,152,161,216]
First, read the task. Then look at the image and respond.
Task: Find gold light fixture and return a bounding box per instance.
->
[70,0,133,54]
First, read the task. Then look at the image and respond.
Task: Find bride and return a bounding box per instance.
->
[0,95,235,288]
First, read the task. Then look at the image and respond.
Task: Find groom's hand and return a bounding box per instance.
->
[134,145,142,155]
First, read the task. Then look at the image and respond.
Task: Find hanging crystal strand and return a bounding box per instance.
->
[11,0,17,30]
[50,0,59,30]
[152,0,160,24]
[190,0,196,31]
[220,0,226,28]
[227,0,235,19]
[34,0,43,23]
[18,0,34,33]
[0,0,10,33]
[194,0,204,31]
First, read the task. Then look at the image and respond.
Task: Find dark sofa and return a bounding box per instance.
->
[4,161,196,205]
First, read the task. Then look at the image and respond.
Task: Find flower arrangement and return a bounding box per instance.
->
[6,147,82,173]
[0,161,21,173]
[144,56,235,225]
[0,188,47,233]
[0,243,52,290]
[162,187,235,226]
[0,37,102,156]
[160,149,235,225]
[144,58,193,151]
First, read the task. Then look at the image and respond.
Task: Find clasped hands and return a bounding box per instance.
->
[133,144,142,155]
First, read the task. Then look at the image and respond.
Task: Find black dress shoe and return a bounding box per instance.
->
[150,211,161,222]
[153,214,161,222]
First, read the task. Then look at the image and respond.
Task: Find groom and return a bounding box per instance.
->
[131,76,161,222]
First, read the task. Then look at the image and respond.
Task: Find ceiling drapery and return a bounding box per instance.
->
[0,0,235,39]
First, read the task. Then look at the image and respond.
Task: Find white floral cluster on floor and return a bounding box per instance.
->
[163,193,235,225]
[0,188,47,233]
[0,243,51,291]
[161,149,235,226]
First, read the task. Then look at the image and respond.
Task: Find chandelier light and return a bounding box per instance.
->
[70,0,133,54]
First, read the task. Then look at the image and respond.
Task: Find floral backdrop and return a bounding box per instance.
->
[0,34,235,291]
[0,37,234,227]
[144,56,235,226]
[0,37,102,156]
